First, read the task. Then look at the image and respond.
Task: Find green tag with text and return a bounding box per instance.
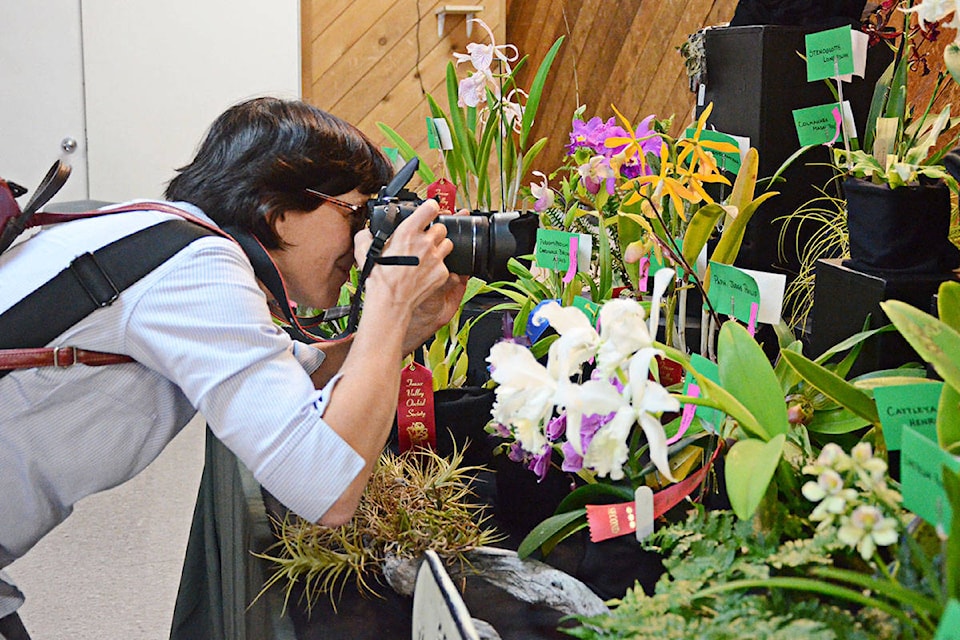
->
[573,296,600,327]
[535,228,576,271]
[901,426,960,534]
[874,381,942,451]
[383,147,401,164]
[708,261,760,324]
[805,25,854,81]
[426,117,440,149]
[793,103,841,146]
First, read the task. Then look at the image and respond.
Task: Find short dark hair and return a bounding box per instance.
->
[165,97,392,248]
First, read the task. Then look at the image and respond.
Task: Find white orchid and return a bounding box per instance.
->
[838,505,900,561]
[453,19,519,108]
[535,301,600,379]
[487,341,557,453]
[902,0,960,31]
[488,298,681,486]
[595,298,654,377]
[530,170,555,212]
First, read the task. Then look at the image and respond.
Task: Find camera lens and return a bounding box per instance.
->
[437,212,539,281]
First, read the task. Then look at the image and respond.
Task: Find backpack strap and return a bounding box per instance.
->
[0,210,220,379]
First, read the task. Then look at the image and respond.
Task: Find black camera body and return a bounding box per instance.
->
[367,182,538,282]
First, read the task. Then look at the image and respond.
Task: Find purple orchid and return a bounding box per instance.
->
[528,444,552,481]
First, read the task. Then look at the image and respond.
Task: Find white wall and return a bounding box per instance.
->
[82,0,301,201]
[0,1,300,205]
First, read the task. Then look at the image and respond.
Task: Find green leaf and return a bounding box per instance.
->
[517,508,586,559]
[520,36,564,150]
[725,434,785,519]
[810,566,941,616]
[940,383,960,454]
[939,281,960,333]
[881,299,960,393]
[807,407,870,434]
[775,340,804,394]
[780,349,880,425]
[718,321,789,440]
[555,483,635,513]
[681,202,725,268]
[375,122,435,183]
[813,324,895,365]
[944,466,960,601]
[444,63,477,177]
[710,191,778,265]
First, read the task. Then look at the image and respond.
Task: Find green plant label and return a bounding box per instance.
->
[535,228,577,271]
[682,128,744,174]
[935,599,960,640]
[687,354,723,432]
[573,295,600,327]
[382,146,401,164]
[708,261,760,324]
[901,425,960,534]
[873,381,943,451]
[793,102,848,146]
[425,117,440,149]
[805,25,854,81]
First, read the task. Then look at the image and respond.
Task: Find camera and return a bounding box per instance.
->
[367,160,539,282]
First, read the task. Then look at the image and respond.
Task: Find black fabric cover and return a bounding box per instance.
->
[842,178,960,275]
[730,0,867,26]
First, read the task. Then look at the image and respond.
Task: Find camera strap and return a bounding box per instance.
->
[222,225,356,344]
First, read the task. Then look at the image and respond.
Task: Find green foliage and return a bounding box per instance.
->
[564,508,895,640]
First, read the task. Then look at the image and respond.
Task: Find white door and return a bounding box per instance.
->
[0,0,300,206]
[81,0,301,201]
[0,0,89,204]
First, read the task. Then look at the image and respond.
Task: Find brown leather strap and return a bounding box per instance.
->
[0,346,134,371]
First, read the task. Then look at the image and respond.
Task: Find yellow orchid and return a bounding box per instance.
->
[623,144,702,221]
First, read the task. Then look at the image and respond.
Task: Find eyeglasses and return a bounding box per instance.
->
[304,188,368,234]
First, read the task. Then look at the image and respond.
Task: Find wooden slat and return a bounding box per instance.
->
[302,0,741,186]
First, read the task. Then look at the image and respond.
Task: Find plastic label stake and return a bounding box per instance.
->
[562,235,578,283]
[668,383,699,446]
[747,302,759,337]
[634,486,654,542]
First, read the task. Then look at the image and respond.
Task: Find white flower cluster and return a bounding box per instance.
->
[802,443,902,561]
[487,297,680,483]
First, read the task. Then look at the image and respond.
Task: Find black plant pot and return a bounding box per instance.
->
[843,177,960,274]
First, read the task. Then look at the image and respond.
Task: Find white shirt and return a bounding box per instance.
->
[0,203,365,617]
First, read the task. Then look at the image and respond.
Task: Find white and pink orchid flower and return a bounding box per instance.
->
[487,341,557,454]
[530,171,555,212]
[595,298,654,378]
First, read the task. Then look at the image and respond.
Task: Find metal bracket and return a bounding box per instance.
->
[435,4,484,38]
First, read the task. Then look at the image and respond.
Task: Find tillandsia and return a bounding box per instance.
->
[254,446,502,612]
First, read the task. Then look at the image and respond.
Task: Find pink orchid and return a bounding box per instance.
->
[530,171,555,212]
[578,155,616,195]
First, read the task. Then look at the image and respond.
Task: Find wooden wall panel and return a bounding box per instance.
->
[507,0,739,173]
[301,1,740,184]
[301,0,505,175]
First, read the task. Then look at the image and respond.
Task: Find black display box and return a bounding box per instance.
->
[809,259,959,375]
[697,25,891,278]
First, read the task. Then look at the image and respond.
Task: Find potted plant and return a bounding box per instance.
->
[832,0,960,274]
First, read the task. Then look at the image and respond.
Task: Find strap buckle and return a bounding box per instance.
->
[69,252,120,307]
[53,346,78,367]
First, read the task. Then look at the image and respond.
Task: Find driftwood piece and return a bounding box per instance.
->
[383,546,609,618]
